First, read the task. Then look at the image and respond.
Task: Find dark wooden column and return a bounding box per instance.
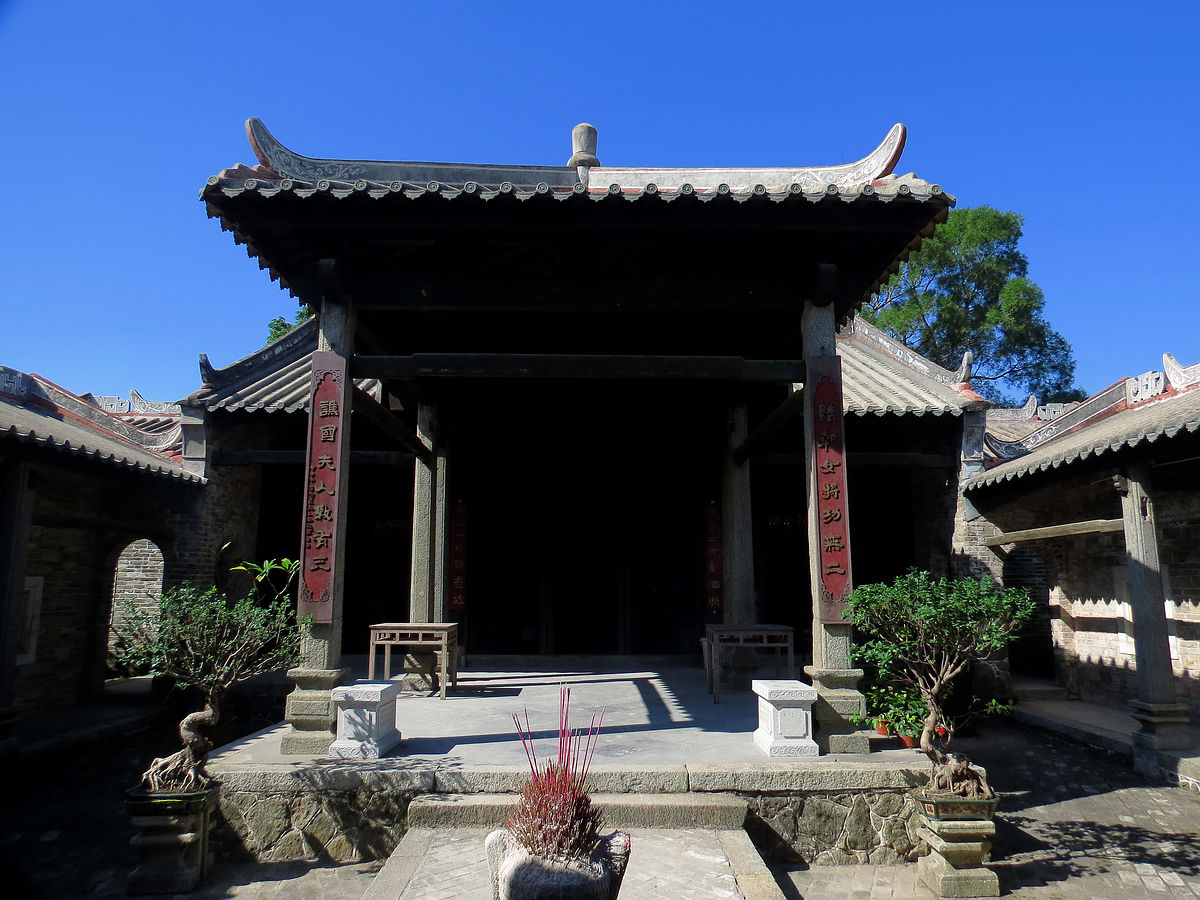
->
[0,461,33,742]
[1117,463,1190,774]
[281,289,355,755]
[721,405,755,624]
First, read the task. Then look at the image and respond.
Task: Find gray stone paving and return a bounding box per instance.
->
[774,724,1200,899]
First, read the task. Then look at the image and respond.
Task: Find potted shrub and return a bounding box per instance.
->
[113,558,307,894]
[486,686,631,900]
[844,570,1034,802]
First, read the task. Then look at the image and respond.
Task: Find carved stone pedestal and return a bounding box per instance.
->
[281,666,349,755]
[753,680,819,757]
[916,814,998,898]
[330,681,403,759]
[402,651,439,692]
[804,666,869,754]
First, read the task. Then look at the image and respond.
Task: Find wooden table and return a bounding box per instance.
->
[705,624,795,703]
[368,623,459,700]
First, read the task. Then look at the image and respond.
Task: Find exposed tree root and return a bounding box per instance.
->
[138,702,218,794]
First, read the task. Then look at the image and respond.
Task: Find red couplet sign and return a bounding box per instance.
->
[299,351,346,623]
[705,502,723,612]
[448,502,467,611]
[808,356,852,622]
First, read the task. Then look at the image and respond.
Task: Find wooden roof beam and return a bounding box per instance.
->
[352,354,804,383]
[352,386,434,467]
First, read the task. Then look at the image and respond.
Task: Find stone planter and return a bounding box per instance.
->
[485,828,631,900]
[125,785,219,894]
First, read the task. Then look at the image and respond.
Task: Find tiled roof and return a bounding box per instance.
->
[187,315,973,419]
[206,119,948,206]
[0,368,201,483]
[185,318,380,413]
[838,319,985,417]
[964,378,1200,491]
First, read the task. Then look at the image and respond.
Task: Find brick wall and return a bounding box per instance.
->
[962,465,1200,720]
[107,538,165,648]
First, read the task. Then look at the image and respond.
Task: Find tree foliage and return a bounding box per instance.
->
[861,206,1086,406]
[266,307,313,344]
[114,558,307,792]
[845,570,1035,796]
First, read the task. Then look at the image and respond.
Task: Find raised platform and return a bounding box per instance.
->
[207,665,930,866]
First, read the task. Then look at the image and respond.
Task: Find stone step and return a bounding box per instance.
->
[1011,677,1069,701]
[407,792,749,830]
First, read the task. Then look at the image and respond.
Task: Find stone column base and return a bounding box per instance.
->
[1131,700,1192,776]
[916,815,998,898]
[281,666,350,755]
[805,666,869,754]
[401,651,439,692]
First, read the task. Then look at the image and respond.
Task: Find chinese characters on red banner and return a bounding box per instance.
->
[810,357,852,622]
[448,502,467,611]
[705,503,723,612]
[299,352,346,623]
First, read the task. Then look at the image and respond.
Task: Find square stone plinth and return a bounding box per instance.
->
[752,680,819,758]
[330,681,403,759]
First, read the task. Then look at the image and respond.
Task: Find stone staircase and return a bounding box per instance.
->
[364,792,786,899]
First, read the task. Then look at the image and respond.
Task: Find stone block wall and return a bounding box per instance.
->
[746,790,927,864]
[210,766,432,863]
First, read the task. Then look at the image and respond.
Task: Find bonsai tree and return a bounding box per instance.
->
[114,558,307,793]
[844,569,1035,797]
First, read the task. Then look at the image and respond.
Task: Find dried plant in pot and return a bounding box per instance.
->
[113,557,307,894]
[486,687,631,900]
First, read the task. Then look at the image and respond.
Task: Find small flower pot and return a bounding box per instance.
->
[898,734,920,748]
[875,721,892,736]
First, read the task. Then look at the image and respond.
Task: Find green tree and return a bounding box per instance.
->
[861,206,1086,406]
[845,570,1035,796]
[114,558,306,793]
[266,307,313,344]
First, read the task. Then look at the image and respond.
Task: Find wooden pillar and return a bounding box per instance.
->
[409,404,438,622]
[281,293,354,754]
[405,404,445,690]
[0,461,33,739]
[722,404,755,624]
[432,447,448,623]
[800,298,868,753]
[1117,464,1190,773]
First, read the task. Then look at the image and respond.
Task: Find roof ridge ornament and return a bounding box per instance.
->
[243,117,579,188]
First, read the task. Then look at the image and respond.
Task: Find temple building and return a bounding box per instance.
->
[195,119,961,752]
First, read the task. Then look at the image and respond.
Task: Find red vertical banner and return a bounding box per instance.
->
[705,502,723,612]
[809,356,852,623]
[448,501,467,611]
[299,351,346,623]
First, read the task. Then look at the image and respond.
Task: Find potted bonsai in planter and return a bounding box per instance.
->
[113,558,307,893]
[486,686,631,900]
[844,570,1034,802]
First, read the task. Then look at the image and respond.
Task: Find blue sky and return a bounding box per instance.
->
[1,1,1196,403]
